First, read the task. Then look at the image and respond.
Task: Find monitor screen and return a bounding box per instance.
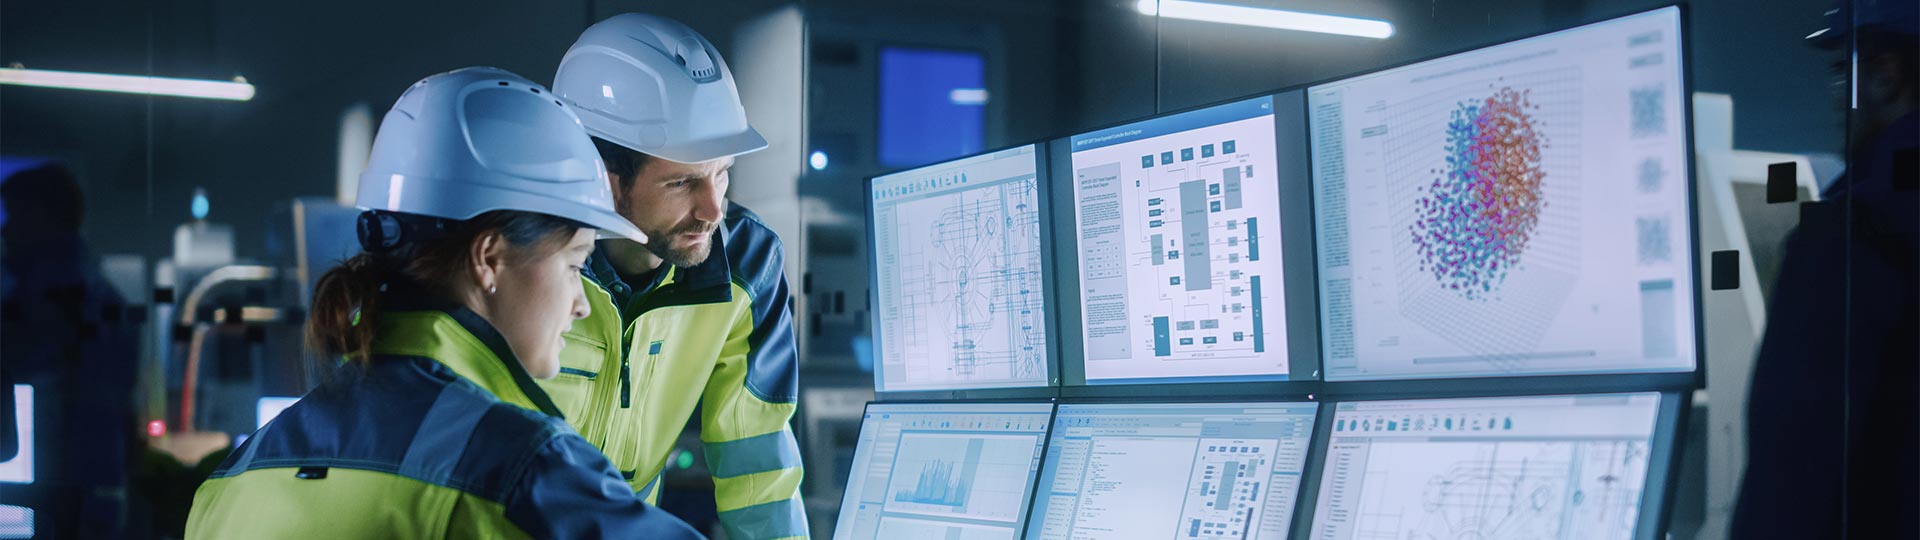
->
[1025,402,1317,540]
[0,386,30,484]
[1068,96,1294,384]
[257,396,301,430]
[1309,7,1695,381]
[870,145,1052,393]
[1310,393,1664,540]
[879,47,987,168]
[833,402,1055,540]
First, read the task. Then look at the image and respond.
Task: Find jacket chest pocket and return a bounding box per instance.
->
[545,332,614,445]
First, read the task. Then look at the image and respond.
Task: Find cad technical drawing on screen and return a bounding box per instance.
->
[1311,393,1664,540]
[870,145,1051,392]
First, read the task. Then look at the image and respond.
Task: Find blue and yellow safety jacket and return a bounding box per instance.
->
[185,288,702,539]
[539,202,806,540]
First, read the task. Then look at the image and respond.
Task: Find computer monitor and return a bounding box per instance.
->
[879,46,988,168]
[0,385,31,485]
[257,396,301,430]
[1307,393,1674,540]
[1025,402,1318,540]
[291,197,362,309]
[1308,7,1695,382]
[1062,95,1313,385]
[833,402,1055,540]
[868,145,1053,393]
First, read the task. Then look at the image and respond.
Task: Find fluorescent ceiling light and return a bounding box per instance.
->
[949,88,990,106]
[1135,0,1394,39]
[0,68,254,101]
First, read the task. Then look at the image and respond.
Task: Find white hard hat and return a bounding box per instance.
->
[357,66,646,243]
[553,14,768,164]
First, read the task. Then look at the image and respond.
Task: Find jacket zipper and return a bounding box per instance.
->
[619,321,633,409]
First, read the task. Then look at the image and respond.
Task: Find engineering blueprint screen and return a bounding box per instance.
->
[834,403,1056,540]
[1025,402,1317,540]
[1309,7,1695,381]
[1070,97,1292,384]
[1311,393,1662,540]
[871,145,1051,392]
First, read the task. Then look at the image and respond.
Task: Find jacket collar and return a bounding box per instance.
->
[583,224,733,305]
[369,282,564,418]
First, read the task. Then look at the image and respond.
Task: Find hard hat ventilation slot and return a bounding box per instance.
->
[672,37,722,83]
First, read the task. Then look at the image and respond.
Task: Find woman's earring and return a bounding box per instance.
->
[489,283,498,295]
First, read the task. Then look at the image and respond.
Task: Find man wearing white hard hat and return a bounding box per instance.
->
[543,14,806,540]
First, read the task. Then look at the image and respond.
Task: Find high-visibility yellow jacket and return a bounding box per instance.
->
[185,290,702,539]
[539,202,806,540]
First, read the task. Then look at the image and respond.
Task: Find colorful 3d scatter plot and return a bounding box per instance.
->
[1411,86,1548,300]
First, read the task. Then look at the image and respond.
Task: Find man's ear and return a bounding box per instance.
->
[469,230,507,292]
[606,169,629,209]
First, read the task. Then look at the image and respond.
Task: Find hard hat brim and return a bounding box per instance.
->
[638,125,770,165]
[578,208,650,244]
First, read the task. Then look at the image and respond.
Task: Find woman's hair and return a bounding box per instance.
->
[307,210,581,362]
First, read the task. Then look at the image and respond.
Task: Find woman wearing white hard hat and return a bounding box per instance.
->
[183,67,702,539]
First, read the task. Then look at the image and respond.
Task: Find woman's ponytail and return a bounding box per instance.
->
[305,254,385,362]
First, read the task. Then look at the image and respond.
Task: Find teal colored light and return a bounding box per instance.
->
[191,188,209,219]
[675,450,694,470]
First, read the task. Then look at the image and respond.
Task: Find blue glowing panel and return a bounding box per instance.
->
[0,157,53,229]
[879,47,986,168]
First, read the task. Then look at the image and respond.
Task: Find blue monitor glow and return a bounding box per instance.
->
[879,47,987,168]
[1310,393,1665,540]
[1309,7,1695,381]
[832,402,1054,539]
[0,386,31,485]
[1068,96,1294,384]
[869,145,1051,392]
[1025,402,1317,539]
[257,396,301,430]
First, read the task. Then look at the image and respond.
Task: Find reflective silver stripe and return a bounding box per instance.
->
[398,386,487,486]
[703,430,802,478]
[717,498,808,539]
[220,424,269,476]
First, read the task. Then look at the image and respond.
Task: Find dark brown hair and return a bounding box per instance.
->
[593,136,653,189]
[306,210,581,362]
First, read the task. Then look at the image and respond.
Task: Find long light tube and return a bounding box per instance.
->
[0,67,254,101]
[1136,0,1394,39]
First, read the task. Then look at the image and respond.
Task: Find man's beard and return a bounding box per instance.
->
[643,221,718,268]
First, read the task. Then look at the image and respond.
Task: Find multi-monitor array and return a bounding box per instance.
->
[851,7,1693,540]
[833,393,1682,540]
[867,6,1695,393]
